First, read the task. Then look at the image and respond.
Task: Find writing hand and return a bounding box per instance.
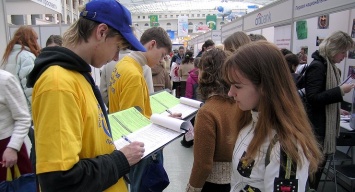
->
[119,141,145,166]
[169,112,182,119]
[340,83,354,94]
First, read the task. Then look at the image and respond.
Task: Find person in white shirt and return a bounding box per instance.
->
[0,69,32,181]
[224,41,323,192]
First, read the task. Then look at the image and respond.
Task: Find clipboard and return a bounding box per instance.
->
[340,75,353,86]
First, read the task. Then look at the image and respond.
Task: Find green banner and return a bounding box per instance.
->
[206,14,217,30]
[150,15,159,27]
[296,20,307,40]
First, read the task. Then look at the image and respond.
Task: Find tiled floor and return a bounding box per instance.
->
[163,138,352,192]
[164,138,194,192]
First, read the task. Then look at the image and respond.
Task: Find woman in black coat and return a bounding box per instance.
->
[305,31,354,190]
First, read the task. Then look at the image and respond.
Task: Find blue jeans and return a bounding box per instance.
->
[129,150,164,192]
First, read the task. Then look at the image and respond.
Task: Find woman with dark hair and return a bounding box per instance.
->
[284,53,300,82]
[224,41,322,191]
[1,26,41,114]
[46,35,63,47]
[186,48,237,192]
[179,51,194,97]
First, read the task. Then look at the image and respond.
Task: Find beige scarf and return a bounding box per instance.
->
[323,57,340,154]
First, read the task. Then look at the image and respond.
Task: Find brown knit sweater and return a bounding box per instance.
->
[188,95,239,189]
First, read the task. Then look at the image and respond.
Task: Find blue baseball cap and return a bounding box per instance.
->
[80,0,146,52]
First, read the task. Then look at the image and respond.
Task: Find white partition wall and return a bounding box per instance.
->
[9,24,70,50]
[261,26,274,42]
[274,25,291,50]
[0,0,9,56]
[243,0,293,32]
[221,18,243,42]
[293,0,355,20]
[211,30,221,45]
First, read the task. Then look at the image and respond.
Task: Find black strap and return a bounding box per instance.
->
[299,64,309,76]
[81,72,112,137]
[296,64,309,88]
[279,149,297,179]
[265,134,297,179]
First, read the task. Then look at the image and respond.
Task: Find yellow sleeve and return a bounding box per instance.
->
[33,80,82,174]
[118,75,152,118]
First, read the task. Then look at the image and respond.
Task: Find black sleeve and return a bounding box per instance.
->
[305,61,343,107]
[38,150,130,192]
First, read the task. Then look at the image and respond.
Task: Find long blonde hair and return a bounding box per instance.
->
[319,31,354,64]
[223,41,323,174]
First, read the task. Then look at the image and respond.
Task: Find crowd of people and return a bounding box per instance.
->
[0,0,355,191]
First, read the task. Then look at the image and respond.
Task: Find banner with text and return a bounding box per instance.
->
[32,0,62,13]
[178,16,188,37]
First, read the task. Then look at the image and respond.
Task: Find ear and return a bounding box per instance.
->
[95,24,109,40]
[148,40,156,50]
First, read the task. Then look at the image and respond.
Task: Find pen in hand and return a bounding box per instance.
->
[122,135,132,143]
[166,109,173,115]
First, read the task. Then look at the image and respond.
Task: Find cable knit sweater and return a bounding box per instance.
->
[187,96,238,191]
[0,70,31,151]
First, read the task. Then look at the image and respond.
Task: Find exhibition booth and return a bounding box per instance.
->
[189,0,355,103]
[189,30,221,56]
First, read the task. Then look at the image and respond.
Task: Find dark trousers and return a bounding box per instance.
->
[172,81,181,98]
[309,136,326,190]
[180,81,186,97]
[309,157,327,190]
[201,182,230,192]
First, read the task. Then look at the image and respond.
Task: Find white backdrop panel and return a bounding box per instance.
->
[274,25,291,50]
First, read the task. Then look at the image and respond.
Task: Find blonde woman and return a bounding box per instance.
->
[305,31,354,190]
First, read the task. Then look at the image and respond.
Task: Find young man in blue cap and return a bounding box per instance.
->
[27,0,145,191]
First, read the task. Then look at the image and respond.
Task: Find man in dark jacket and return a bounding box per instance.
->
[170,46,185,68]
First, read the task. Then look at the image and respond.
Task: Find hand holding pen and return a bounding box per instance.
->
[122,135,132,143]
[340,83,355,94]
[119,136,145,166]
[166,109,182,119]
